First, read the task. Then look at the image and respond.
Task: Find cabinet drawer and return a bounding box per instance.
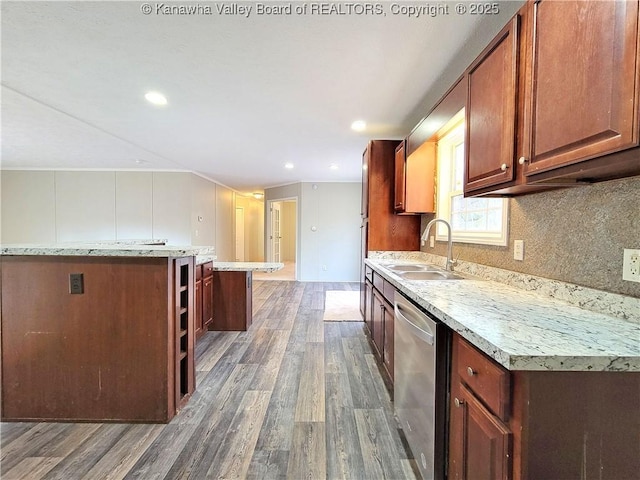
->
[383,279,396,305]
[373,271,384,294]
[202,262,214,277]
[455,336,510,421]
[195,264,203,281]
[365,265,373,283]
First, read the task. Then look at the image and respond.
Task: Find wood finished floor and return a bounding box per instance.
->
[0,281,417,480]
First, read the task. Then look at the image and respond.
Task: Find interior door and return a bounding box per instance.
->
[271,201,281,262]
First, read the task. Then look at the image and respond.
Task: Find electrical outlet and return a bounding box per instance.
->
[69,273,84,294]
[430,236,435,248]
[514,240,524,261]
[322,265,328,271]
[623,249,640,283]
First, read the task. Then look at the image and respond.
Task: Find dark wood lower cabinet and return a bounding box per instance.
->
[0,255,195,423]
[195,265,203,339]
[363,269,396,386]
[449,383,512,480]
[194,262,214,339]
[381,296,394,382]
[211,270,252,331]
[364,279,374,336]
[372,288,385,357]
[450,333,640,479]
[203,274,213,329]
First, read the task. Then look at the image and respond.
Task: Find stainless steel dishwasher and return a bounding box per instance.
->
[394,292,450,480]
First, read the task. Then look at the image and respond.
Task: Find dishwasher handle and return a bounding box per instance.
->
[394,302,435,346]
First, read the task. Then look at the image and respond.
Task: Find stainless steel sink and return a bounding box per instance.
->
[385,264,440,272]
[397,270,464,281]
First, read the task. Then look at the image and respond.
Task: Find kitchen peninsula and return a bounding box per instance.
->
[1,243,212,423]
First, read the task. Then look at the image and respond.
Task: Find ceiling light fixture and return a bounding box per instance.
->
[330,164,339,170]
[351,120,366,132]
[253,192,264,199]
[284,163,294,169]
[145,91,168,106]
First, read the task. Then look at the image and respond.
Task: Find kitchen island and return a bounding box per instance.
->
[365,252,640,479]
[194,257,284,333]
[1,243,214,423]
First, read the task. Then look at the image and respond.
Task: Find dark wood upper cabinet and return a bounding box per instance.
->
[464,16,520,195]
[523,0,640,182]
[394,139,436,215]
[362,140,420,252]
[465,0,640,196]
[394,141,407,213]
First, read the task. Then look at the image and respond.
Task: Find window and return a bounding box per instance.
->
[435,109,508,246]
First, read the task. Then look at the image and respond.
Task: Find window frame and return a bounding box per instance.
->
[434,111,509,247]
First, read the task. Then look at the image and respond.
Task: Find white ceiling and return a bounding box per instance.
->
[1,1,518,194]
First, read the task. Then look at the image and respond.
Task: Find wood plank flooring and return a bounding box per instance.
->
[1,281,417,480]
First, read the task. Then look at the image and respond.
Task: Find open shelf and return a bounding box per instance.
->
[174,257,195,411]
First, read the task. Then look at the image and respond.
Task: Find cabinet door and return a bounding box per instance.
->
[465,16,520,194]
[524,0,639,177]
[450,384,512,480]
[203,275,213,329]
[195,278,203,338]
[382,297,394,382]
[361,144,370,217]
[364,280,374,336]
[372,288,384,356]
[394,141,407,213]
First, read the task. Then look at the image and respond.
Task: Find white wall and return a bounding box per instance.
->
[299,182,361,282]
[235,195,265,262]
[1,170,56,243]
[116,171,153,239]
[0,170,224,248]
[55,171,117,242]
[215,185,234,261]
[190,174,216,246]
[281,200,296,262]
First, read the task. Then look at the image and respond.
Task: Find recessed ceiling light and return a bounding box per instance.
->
[351,120,366,132]
[145,91,168,106]
[330,164,339,170]
[284,163,294,169]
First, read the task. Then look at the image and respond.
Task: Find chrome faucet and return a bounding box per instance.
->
[421,218,456,271]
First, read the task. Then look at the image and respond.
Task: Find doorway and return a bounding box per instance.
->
[261,198,297,281]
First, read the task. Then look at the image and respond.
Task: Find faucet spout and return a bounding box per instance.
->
[421,218,456,271]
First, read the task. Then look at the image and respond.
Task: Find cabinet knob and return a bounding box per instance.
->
[518,156,528,165]
[467,366,475,377]
[454,397,464,408]
[500,163,508,171]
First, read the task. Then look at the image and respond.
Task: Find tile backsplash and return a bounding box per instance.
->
[422,175,640,298]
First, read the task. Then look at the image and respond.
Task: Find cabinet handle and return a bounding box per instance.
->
[467,366,475,377]
[518,156,528,165]
[500,163,508,171]
[454,397,464,408]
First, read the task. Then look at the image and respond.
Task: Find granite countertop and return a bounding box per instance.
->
[1,243,215,258]
[209,261,284,272]
[366,256,640,372]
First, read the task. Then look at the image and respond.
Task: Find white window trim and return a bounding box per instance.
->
[435,113,509,247]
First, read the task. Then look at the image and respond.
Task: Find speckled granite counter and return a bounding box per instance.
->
[1,243,214,258]
[365,255,640,372]
[209,261,283,272]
